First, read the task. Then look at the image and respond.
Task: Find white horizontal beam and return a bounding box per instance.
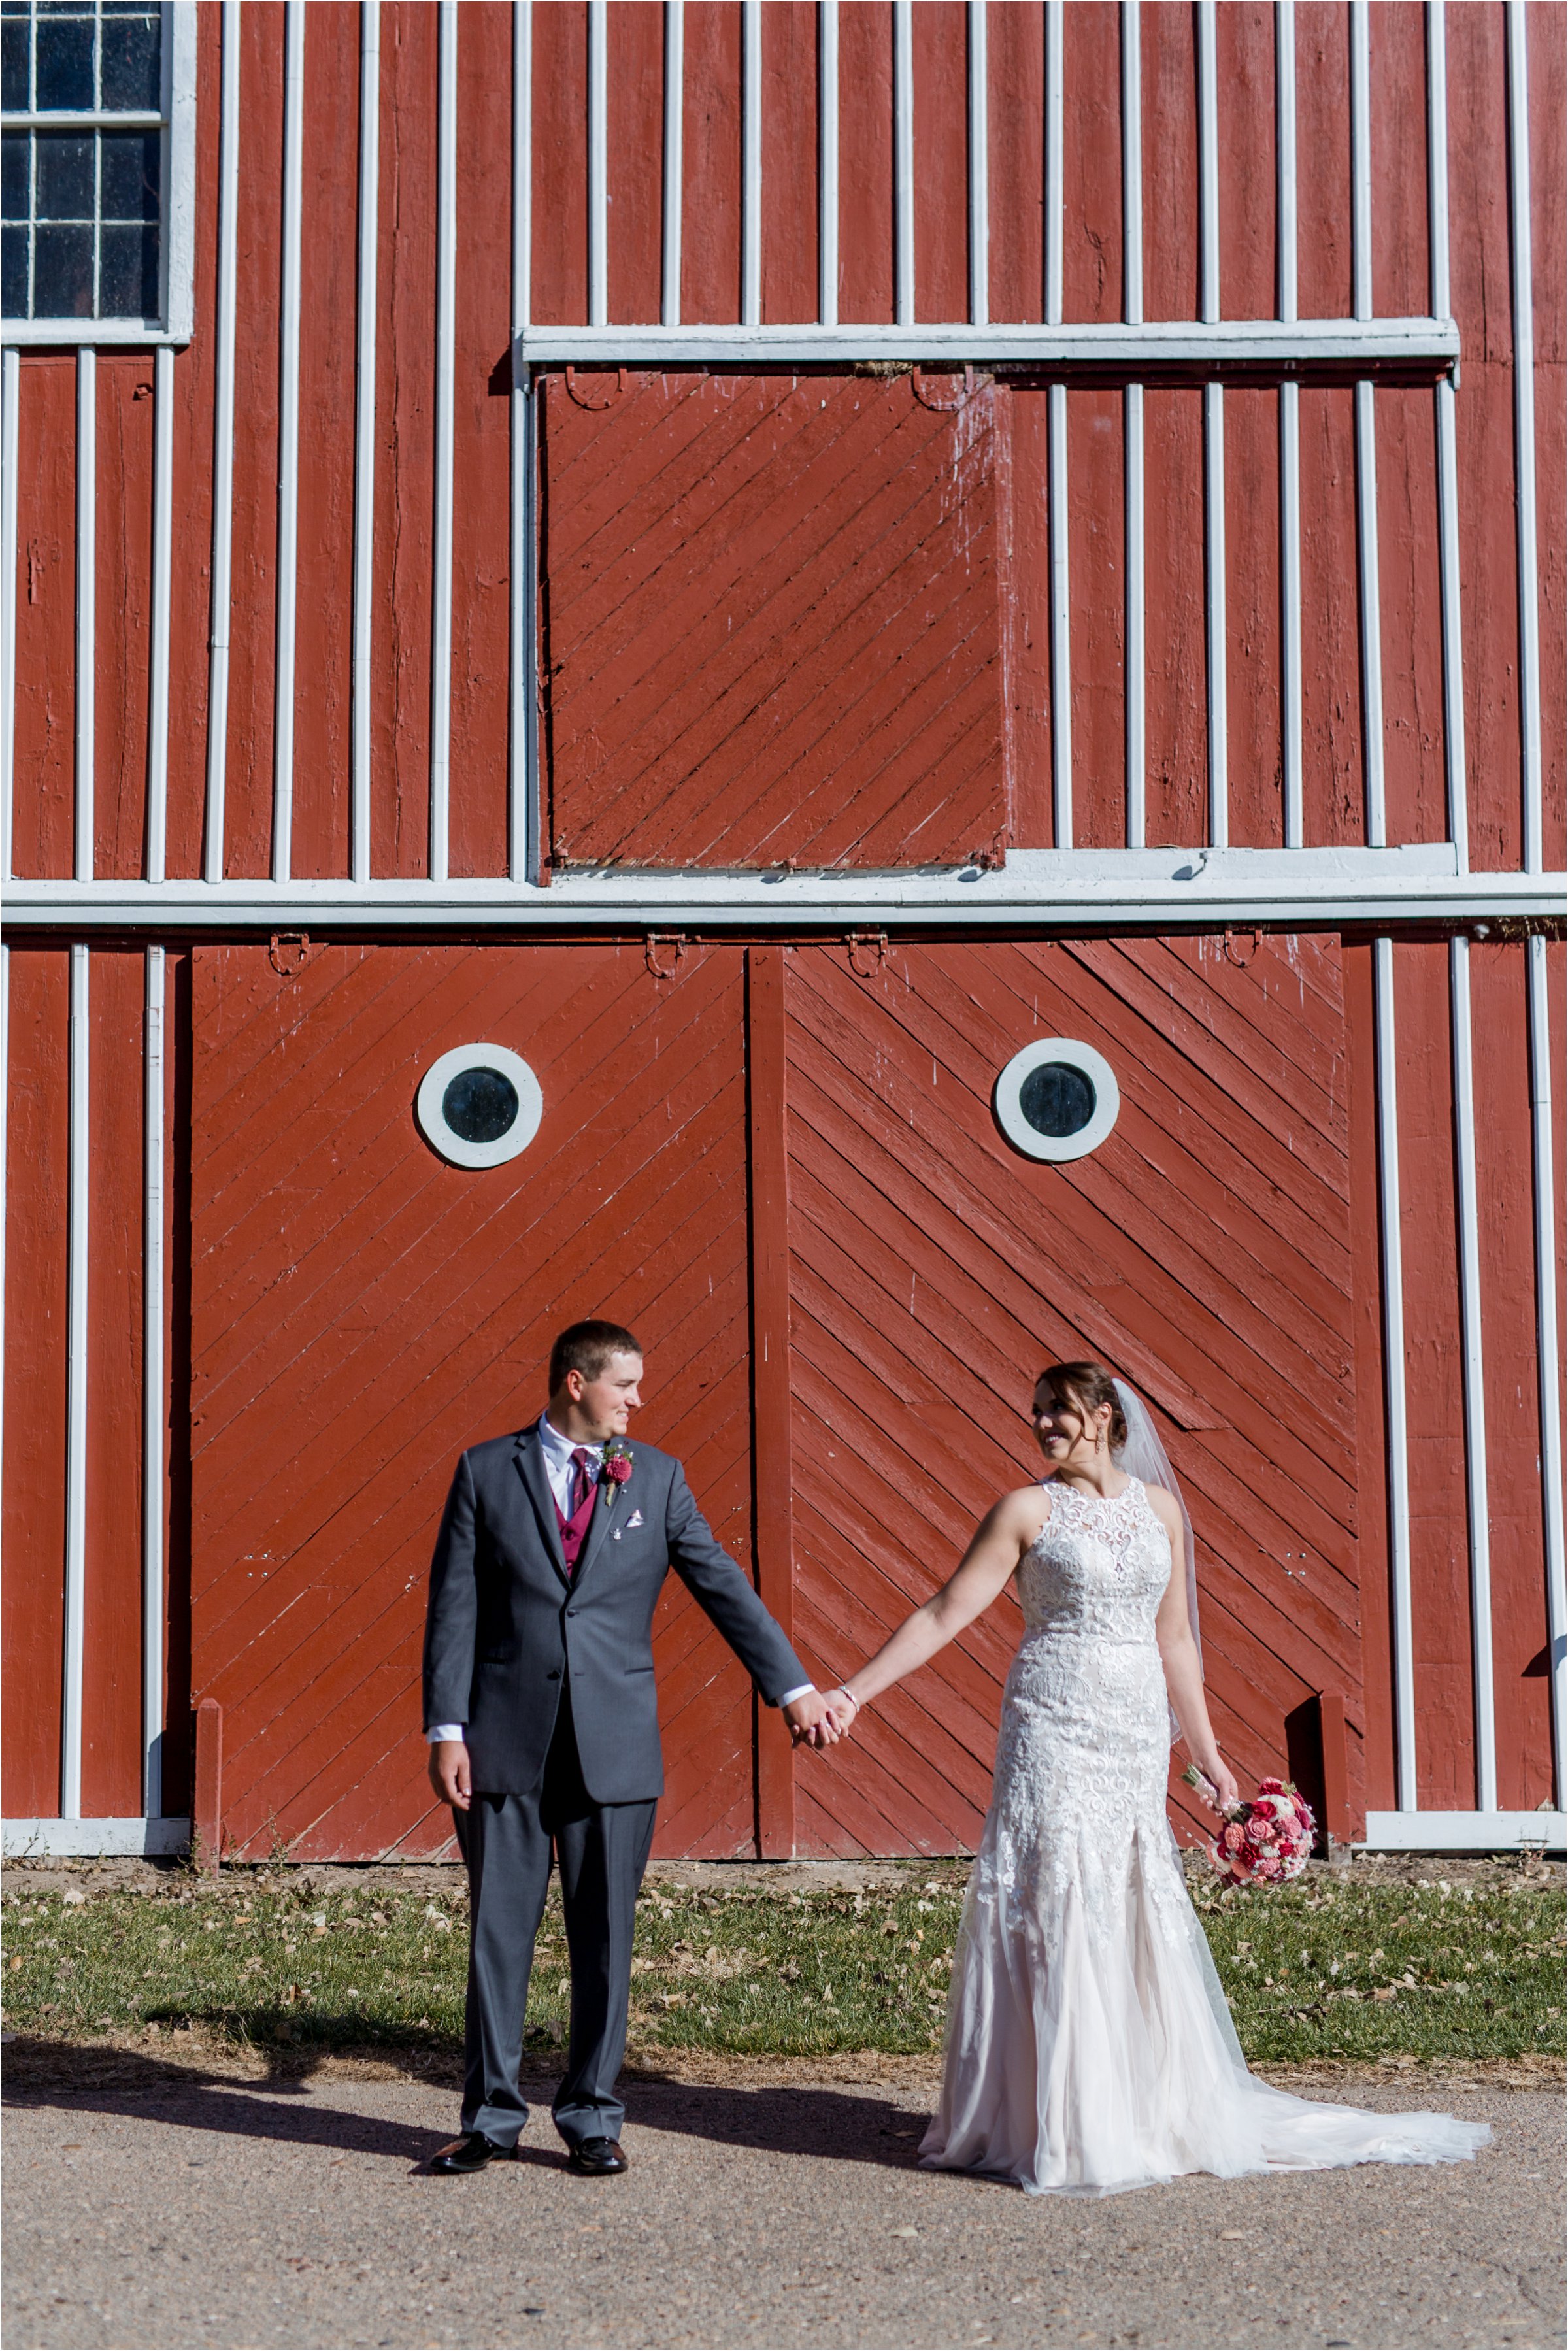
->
[516,318,1459,371]
[2,1817,191,1859]
[1361,1811,1565,1852]
[5,849,1560,933]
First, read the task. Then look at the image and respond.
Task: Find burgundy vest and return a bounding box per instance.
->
[554,1469,598,1573]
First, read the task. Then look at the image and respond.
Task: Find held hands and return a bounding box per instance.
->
[782,1690,839,1749]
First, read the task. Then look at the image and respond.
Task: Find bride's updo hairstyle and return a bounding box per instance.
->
[1037,1361,1129,1452]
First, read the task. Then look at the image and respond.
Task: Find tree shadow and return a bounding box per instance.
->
[3,2036,937,2176]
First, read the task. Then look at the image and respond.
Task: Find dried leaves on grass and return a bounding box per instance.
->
[2,1866,1561,2072]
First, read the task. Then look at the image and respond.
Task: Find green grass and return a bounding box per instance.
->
[2,1870,1561,2067]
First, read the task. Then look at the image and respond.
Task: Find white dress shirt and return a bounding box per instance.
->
[426,1414,814,1740]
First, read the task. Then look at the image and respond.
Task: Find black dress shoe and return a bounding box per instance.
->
[431,2131,519,2174]
[565,2135,628,2176]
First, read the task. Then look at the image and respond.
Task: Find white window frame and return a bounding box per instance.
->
[1,0,195,345]
[993,1037,1121,1164]
[415,1042,544,1171]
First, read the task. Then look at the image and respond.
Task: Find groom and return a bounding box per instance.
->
[422,1319,832,2176]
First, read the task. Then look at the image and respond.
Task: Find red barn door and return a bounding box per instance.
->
[776,936,1363,1855]
[189,942,756,1861]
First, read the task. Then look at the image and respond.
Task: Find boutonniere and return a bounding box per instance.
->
[601,1440,633,1490]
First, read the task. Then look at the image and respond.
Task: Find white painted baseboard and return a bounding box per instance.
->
[3,1818,190,1859]
[1361,1810,1565,1852]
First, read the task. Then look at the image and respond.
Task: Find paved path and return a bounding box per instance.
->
[3,2056,1561,2350]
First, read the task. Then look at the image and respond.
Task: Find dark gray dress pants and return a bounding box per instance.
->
[453,1695,658,2150]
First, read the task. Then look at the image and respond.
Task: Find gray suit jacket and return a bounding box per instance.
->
[421,1426,807,1803]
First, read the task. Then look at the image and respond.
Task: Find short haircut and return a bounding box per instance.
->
[548,1320,642,1395]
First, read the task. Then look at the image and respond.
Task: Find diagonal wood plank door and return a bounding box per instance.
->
[190,943,758,1861]
[780,936,1362,1856]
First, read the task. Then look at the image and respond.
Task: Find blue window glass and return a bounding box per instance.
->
[1,2,164,321]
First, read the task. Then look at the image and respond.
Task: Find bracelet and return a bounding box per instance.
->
[829,1686,861,1712]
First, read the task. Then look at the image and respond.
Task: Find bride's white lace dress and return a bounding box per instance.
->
[920,1476,1490,2196]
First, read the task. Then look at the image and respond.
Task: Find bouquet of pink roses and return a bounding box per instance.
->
[1182,1767,1316,1884]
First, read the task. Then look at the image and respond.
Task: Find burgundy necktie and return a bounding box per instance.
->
[570,1446,598,1517]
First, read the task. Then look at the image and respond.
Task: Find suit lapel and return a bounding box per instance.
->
[572,1473,622,1589]
[513,1429,569,1586]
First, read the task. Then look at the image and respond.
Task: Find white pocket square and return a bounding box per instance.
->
[626,1509,644,1529]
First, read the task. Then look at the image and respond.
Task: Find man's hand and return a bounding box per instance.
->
[782,1690,837,1750]
[428,1738,473,1810]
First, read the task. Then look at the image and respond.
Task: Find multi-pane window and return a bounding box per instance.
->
[1,1,166,325]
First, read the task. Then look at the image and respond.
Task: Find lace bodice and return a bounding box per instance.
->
[1017,1475,1173,1648]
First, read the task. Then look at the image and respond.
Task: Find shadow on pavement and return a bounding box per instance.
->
[2,2037,931,2175]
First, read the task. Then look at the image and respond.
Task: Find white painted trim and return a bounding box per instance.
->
[2,1817,192,1859]
[203,0,241,888]
[145,346,173,887]
[741,0,761,329]
[430,0,458,886]
[661,0,683,328]
[894,1,914,327]
[1449,937,1495,1811]
[162,1,198,346]
[1044,2,1063,327]
[1197,0,1219,325]
[1278,2,1303,847]
[415,1042,544,1169]
[1204,383,1226,849]
[588,0,609,330]
[75,350,95,884]
[995,1038,1120,1163]
[63,945,90,1822]
[1350,0,1373,324]
[1122,0,1142,328]
[1356,376,1385,846]
[1,346,17,881]
[1374,935,1416,1812]
[967,0,988,328]
[510,5,533,884]
[1362,1811,1565,1853]
[1429,0,1468,869]
[1276,1,1297,325]
[516,318,1460,369]
[1528,935,1566,1808]
[1120,0,1144,844]
[1507,2,1542,877]
[273,2,305,886]
[1280,382,1303,847]
[352,0,380,890]
[1048,385,1071,850]
[818,1,838,329]
[1124,382,1145,850]
[9,847,1554,935]
[142,947,165,1820]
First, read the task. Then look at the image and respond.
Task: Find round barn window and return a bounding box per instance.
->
[416,1043,542,1169]
[994,1038,1120,1164]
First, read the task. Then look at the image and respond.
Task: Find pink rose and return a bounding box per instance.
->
[1254,1854,1284,1880]
[1222,1822,1247,1852]
[1257,1777,1287,1797]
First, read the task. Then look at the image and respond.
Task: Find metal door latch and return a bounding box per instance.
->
[645,933,688,981]
[269,931,311,977]
[846,930,888,978]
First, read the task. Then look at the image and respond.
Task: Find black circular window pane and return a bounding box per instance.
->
[1018,1061,1096,1139]
[442,1067,520,1145]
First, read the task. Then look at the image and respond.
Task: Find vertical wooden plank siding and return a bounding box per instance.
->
[82,952,144,1817]
[746,946,796,1858]
[1,952,70,1814]
[10,361,76,882]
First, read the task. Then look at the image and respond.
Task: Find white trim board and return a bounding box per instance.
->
[513,317,1460,373]
[1360,1812,1565,1853]
[3,1817,190,1859]
[3,849,1560,933]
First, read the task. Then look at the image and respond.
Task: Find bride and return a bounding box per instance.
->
[822,1361,1490,2197]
